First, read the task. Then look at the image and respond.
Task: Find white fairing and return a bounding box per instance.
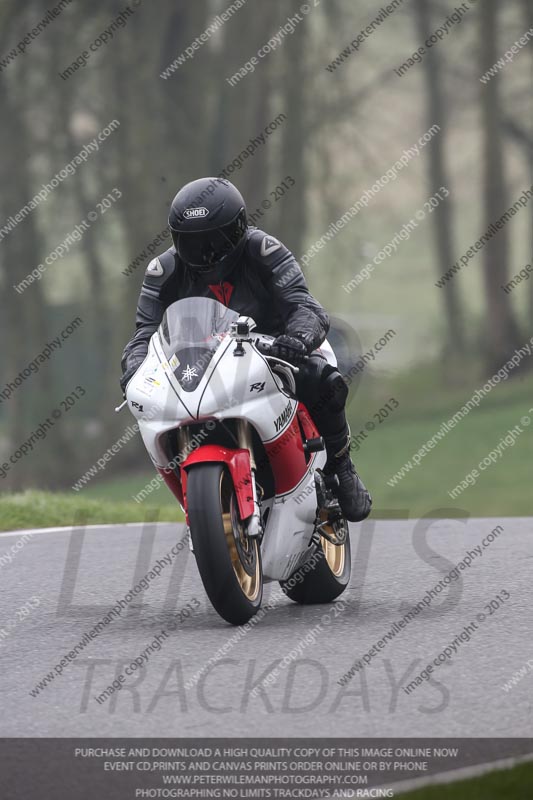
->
[126,298,330,581]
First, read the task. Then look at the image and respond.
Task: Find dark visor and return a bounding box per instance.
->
[177,213,246,269]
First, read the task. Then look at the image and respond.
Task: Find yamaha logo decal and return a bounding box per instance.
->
[183,207,209,219]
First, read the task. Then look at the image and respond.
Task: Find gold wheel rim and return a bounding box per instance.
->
[220,473,261,602]
[319,512,346,577]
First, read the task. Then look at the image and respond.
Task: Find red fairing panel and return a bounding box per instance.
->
[265,408,310,495]
[296,403,320,440]
[181,445,254,520]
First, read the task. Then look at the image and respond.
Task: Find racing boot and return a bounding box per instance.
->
[323,431,372,522]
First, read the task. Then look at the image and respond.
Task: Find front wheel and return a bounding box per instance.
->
[280,513,351,604]
[187,463,262,625]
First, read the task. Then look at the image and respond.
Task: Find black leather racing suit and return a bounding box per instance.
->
[121,227,351,459]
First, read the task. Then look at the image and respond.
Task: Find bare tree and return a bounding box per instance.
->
[479,0,522,370]
[522,0,533,322]
[414,0,466,355]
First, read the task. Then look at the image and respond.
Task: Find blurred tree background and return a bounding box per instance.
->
[0,0,531,519]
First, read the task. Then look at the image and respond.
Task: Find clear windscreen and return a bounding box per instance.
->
[158,298,239,391]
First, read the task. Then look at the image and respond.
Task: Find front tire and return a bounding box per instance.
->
[280,514,351,604]
[187,463,262,625]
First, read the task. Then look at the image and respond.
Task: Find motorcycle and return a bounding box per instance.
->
[125,296,351,625]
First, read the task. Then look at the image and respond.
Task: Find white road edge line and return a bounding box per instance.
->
[0,522,177,539]
[386,750,533,796]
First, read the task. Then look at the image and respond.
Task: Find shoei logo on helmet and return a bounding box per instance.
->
[183,207,209,219]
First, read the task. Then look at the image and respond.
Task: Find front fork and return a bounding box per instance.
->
[236,420,263,539]
[179,422,263,539]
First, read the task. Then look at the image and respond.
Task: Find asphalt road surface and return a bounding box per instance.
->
[1,516,532,738]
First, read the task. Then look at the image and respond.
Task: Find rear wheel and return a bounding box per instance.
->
[187,463,262,625]
[280,512,351,604]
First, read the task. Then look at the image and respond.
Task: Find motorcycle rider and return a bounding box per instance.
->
[121,178,371,522]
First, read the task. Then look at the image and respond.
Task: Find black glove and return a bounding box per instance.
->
[270,335,308,366]
[120,364,139,398]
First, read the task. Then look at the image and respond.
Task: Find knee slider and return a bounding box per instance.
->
[322,368,348,412]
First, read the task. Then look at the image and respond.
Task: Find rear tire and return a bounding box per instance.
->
[280,515,351,604]
[187,463,262,625]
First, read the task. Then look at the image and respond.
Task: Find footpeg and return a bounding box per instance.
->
[315,469,338,506]
[323,472,339,492]
[313,470,347,546]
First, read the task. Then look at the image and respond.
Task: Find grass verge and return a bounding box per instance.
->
[0,489,183,532]
[398,759,533,798]
[348,369,533,518]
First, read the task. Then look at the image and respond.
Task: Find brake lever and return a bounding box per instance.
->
[115,400,127,413]
[254,340,307,373]
[262,353,302,374]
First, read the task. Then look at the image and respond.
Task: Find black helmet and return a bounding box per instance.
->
[168,177,248,279]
